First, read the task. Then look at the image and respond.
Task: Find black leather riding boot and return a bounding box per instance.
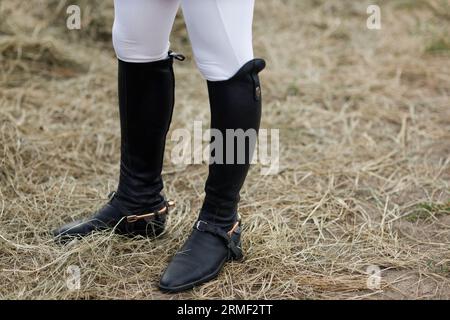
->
[53,52,184,242]
[159,58,266,292]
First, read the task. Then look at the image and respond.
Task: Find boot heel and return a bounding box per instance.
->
[229,249,244,262]
[122,200,174,237]
[122,214,167,238]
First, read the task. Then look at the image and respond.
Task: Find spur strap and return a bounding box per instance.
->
[126,200,175,223]
[194,220,243,260]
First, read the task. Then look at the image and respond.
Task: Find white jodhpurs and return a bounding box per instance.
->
[112,0,255,81]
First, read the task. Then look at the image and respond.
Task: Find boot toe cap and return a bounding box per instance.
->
[52,220,93,243]
[159,259,201,292]
[158,230,233,292]
[53,221,78,237]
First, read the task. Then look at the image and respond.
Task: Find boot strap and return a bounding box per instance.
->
[194,220,243,260]
[126,200,175,223]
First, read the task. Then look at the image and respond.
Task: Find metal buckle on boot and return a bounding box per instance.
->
[195,220,208,232]
[195,220,240,237]
[126,200,175,223]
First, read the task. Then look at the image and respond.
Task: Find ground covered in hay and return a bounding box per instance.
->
[0,0,449,299]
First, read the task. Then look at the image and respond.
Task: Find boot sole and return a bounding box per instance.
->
[158,254,243,293]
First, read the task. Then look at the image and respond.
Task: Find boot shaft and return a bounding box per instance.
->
[116,56,178,213]
[201,59,266,226]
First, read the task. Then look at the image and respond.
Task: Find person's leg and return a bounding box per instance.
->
[54,0,182,242]
[112,0,180,63]
[182,0,256,81]
[159,0,265,292]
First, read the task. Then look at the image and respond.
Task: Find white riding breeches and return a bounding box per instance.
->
[112,0,255,81]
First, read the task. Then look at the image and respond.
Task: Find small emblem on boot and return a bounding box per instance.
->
[255,86,261,100]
